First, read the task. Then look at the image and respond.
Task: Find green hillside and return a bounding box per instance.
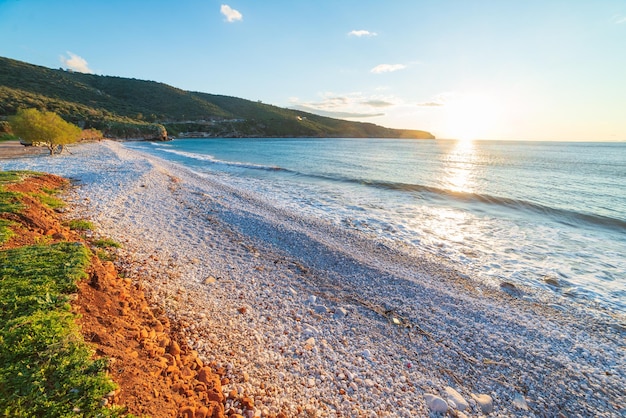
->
[0,56,434,140]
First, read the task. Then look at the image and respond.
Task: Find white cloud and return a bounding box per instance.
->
[289,92,399,119]
[60,52,94,74]
[370,64,406,74]
[417,92,455,107]
[221,4,242,22]
[348,30,377,37]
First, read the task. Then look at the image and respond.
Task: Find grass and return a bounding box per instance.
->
[93,238,121,262]
[31,192,65,209]
[93,238,121,249]
[67,219,95,231]
[0,189,23,214]
[0,170,124,417]
[0,170,41,184]
[0,243,122,417]
[0,219,15,245]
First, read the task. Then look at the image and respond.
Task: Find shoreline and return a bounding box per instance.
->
[3,140,625,417]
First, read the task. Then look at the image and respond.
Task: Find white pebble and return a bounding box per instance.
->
[333,307,348,319]
[471,393,494,414]
[445,386,469,411]
[424,393,448,413]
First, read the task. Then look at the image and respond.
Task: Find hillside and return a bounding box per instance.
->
[0,56,434,140]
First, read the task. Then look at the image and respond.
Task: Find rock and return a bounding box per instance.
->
[444,386,469,411]
[302,324,319,336]
[500,281,522,297]
[168,341,181,356]
[333,307,347,319]
[361,349,373,360]
[307,377,315,387]
[471,393,494,414]
[179,406,195,418]
[424,393,448,413]
[512,392,529,410]
[308,295,317,304]
[313,304,328,314]
[305,337,316,346]
[204,276,217,285]
[241,396,254,408]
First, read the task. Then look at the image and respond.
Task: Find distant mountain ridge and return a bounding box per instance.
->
[0,56,434,140]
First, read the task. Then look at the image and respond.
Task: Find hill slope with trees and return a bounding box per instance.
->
[0,56,434,140]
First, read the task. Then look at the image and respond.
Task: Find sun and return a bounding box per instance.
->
[444,93,500,141]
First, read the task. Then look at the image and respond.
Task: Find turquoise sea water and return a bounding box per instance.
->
[126,138,626,313]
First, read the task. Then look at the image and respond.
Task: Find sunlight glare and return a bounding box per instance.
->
[444,139,476,193]
[444,93,500,141]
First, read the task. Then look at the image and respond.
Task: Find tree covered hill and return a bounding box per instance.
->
[0,56,434,140]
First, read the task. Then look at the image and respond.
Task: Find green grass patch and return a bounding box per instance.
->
[0,242,121,417]
[0,188,23,214]
[67,219,94,231]
[93,238,121,249]
[0,170,42,184]
[31,192,65,209]
[0,219,15,245]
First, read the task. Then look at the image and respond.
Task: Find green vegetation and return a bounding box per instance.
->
[31,192,65,209]
[0,219,14,244]
[93,238,121,249]
[0,243,120,417]
[66,219,95,231]
[0,56,434,140]
[0,189,23,213]
[9,108,82,155]
[0,171,122,417]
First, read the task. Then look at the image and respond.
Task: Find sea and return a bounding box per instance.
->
[125,138,626,314]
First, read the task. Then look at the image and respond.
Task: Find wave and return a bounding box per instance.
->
[153,147,626,233]
[159,148,293,173]
[360,180,626,232]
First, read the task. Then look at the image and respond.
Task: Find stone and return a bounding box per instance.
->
[302,324,319,336]
[444,386,469,411]
[471,393,494,414]
[333,307,347,319]
[179,406,195,418]
[424,393,448,413]
[204,276,217,285]
[305,337,316,347]
[361,349,372,360]
[168,341,181,356]
[512,392,529,410]
[313,304,328,314]
[308,295,317,304]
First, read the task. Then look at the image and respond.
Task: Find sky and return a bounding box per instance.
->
[1,0,625,141]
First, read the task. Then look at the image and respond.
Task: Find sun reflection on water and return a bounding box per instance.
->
[444,139,477,193]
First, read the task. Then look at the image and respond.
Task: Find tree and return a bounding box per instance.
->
[8,108,82,155]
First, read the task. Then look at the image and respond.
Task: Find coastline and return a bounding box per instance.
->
[2,140,624,417]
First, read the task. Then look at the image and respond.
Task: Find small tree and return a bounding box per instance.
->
[9,108,82,155]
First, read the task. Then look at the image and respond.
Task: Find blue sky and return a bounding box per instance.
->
[1,0,625,141]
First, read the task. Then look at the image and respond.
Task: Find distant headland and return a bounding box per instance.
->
[0,56,434,141]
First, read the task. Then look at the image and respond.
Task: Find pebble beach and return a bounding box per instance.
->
[2,140,625,417]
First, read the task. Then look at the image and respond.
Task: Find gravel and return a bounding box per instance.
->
[3,140,625,417]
